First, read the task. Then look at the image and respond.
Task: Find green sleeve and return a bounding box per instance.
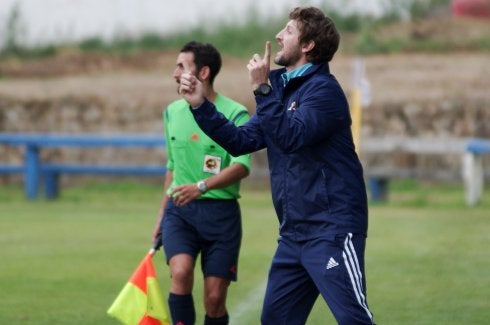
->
[163,108,174,171]
[229,110,251,171]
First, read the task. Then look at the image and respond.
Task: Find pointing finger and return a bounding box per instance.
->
[264,41,271,66]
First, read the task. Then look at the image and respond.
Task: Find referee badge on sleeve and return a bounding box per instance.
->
[203,155,221,174]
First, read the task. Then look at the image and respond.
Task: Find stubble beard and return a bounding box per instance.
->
[274,48,302,68]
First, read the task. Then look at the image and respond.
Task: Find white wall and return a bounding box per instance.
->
[0,0,386,48]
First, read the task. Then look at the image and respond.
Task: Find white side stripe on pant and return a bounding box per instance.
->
[342,233,373,321]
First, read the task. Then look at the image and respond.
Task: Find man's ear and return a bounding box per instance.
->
[198,66,211,82]
[301,40,315,54]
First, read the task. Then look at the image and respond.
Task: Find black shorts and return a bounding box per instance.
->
[161,198,242,281]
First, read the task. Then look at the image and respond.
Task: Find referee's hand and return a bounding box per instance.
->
[152,232,163,251]
[170,183,201,206]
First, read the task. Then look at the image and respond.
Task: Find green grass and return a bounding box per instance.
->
[0,180,489,324]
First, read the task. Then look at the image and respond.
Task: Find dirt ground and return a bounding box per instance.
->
[0,15,489,112]
[0,48,489,113]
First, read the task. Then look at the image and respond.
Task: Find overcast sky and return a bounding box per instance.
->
[0,0,387,48]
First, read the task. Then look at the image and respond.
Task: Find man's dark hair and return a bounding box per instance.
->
[289,7,340,63]
[180,41,222,85]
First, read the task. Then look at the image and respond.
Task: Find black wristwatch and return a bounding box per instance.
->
[253,83,272,96]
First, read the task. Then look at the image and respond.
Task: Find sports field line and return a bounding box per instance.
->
[230,280,267,323]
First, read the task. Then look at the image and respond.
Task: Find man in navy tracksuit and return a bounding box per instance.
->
[179,6,376,325]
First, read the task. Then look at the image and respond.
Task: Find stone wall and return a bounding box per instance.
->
[1,94,489,185]
[364,97,490,138]
[0,95,166,186]
[361,97,490,180]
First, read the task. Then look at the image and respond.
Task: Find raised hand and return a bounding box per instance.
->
[247,41,271,90]
[179,60,205,108]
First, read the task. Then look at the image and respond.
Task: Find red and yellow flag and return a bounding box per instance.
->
[108,253,170,325]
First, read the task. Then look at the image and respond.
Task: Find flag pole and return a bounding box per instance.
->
[149,232,162,256]
[351,57,371,154]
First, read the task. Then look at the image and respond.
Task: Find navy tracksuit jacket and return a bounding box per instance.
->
[192,63,368,241]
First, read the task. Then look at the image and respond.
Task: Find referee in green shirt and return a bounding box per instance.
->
[152,41,251,325]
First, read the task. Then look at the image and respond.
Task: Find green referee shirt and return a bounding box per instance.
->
[164,94,251,199]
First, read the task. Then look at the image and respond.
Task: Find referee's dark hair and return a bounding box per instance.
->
[180,41,222,85]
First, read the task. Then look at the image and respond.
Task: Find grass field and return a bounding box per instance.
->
[0,179,489,324]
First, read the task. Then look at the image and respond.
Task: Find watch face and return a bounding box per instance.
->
[197,181,207,192]
[255,83,271,96]
[260,84,271,95]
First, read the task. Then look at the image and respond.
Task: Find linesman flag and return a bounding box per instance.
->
[107,251,170,325]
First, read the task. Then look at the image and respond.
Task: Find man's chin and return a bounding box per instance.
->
[274,56,287,67]
[274,57,288,67]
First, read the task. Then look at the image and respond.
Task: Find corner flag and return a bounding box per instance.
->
[350,57,371,154]
[107,252,170,325]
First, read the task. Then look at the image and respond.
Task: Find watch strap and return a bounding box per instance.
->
[253,83,272,96]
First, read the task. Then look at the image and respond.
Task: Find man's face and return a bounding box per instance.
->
[274,19,303,69]
[173,52,196,92]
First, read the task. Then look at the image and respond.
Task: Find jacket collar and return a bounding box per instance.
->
[270,62,330,91]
